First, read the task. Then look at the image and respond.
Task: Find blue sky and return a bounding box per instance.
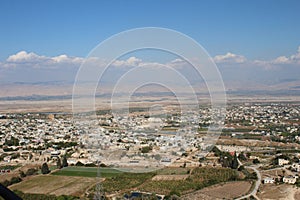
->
[1,0,300,60]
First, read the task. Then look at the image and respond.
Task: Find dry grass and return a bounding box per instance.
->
[182,181,252,200]
[152,174,189,181]
[0,164,39,183]
[9,174,98,197]
[258,184,300,200]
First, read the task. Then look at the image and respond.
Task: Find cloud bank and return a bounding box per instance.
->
[1,46,300,86]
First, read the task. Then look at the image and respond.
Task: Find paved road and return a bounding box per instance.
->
[236,165,261,200]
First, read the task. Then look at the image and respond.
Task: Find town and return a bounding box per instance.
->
[0,102,300,199]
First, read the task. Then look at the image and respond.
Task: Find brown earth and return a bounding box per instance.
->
[9,175,98,197]
[258,184,300,200]
[152,174,189,181]
[182,181,252,200]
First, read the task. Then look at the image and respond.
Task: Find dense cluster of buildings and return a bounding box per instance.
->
[0,103,300,181]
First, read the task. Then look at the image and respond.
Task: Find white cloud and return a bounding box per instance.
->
[112,56,167,68]
[252,46,300,68]
[3,51,84,69]
[7,51,46,63]
[167,58,187,68]
[2,46,300,72]
[272,56,290,64]
[271,46,300,65]
[112,56,142,67]
[214,52,247,64]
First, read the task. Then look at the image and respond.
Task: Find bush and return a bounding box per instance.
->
[1,180,10,187]
[75,161,84,166]
[62,156,68,167]
[141,146,152,153]
[238,152,247,161]
[246,172,258,180]
[19,170,26,178]
[253,159,260,164]
[85,163,97,167]
[57,157,62,169]
[41,163,50,174]
[99,163,107,167]
[26,168,38,176]
[10,176,21,184]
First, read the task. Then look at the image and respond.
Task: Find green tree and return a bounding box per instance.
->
[231,153,239,169]
[253,158,260,164]
[56,157,62,169]
[41,163,50,174]
[238,152,247,161]
[62,155,68,167]
[26,168,38,176]
[10,176,21,184]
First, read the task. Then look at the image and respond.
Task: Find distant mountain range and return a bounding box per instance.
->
[1,79,300,101]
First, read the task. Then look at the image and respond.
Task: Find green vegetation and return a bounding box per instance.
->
[157,167,190,175]
[138,167,239,196]
[4,136,19,146]
[140,146,152,153]
[0,165,20,170]
[0,191,78,200]
[25,168,38,176]
[62,155,68,167]
[212,146,239,169]
[252,158,260,164]
[41,163,50,174]
[272,154,290,166]
[56,157,62,169]
[52,166,122,178]
[1,176,22,187]
[102,172,155,193]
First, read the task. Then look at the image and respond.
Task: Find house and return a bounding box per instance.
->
[291,163,300,172]
[50,150,60,158]
[278,158,289,166]
[250,155,260,160]
[263,177,275,184]
[3,156,11,163]
[283,175,297,184]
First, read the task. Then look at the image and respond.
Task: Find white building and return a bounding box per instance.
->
[283,175,297,184]
[263,177,275,184]
[291,163,300,172]
[278,158,289,166]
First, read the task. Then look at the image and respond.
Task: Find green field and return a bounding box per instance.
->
[0,165,20,170]
[52,166,122,178]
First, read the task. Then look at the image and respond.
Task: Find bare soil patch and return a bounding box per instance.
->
[152,174,189,181]
[258,184,299,200]
[182,181,252,200]
[9,175,97,197]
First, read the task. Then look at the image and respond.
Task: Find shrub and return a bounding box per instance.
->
[75,161,84,166]
[41,163,50,174]
[253,158,260,164]
[26,168,38,176]
[10,176,21,184]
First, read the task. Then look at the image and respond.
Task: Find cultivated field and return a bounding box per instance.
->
[7,166,247,198]
[182,181,252,199]
[51,166,122,178]
[137,167,239,195]
[9,175,98,197]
